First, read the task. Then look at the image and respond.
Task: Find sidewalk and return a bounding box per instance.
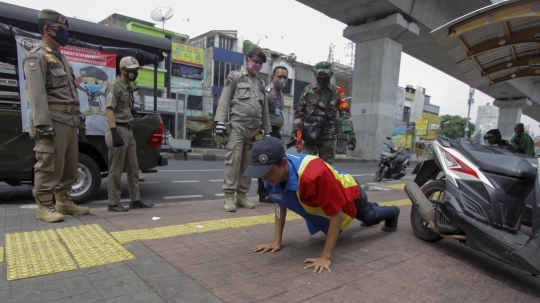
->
[0,188,539,303]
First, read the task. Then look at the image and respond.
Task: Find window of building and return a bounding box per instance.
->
[172,63,203,79]
[282,79,292,94]
[206,37,214,48]
[403,106,411,122]
[212,60,241,87]
[294,80,311,110]
[187,95,203,110]
[218,36,233,50]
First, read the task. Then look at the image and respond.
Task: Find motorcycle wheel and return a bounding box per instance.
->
[373,167,384,182]
[410,180,445,242]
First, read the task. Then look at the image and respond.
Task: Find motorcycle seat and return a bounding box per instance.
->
[448,141,536,182]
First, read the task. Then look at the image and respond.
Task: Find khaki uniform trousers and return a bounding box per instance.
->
[33,120,78,196]
[105,125,140,205]
[222,123,260,194]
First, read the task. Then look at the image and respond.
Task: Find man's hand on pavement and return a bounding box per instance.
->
[304,256,331,273]
[253,242,281,254]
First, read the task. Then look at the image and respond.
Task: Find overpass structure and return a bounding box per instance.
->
[297,0,540,159]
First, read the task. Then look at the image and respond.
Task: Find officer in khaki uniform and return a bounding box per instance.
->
[25,9,89,223]
[214,45,271,212]
[105,56,154,212]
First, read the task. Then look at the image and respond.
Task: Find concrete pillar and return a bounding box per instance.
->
[344,13,419,160]
[493,98,531,139]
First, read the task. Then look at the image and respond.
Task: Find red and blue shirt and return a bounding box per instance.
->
[265,153,361,235]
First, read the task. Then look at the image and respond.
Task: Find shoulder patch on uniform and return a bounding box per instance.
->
[225,76,232,87]
[27,59,38,71]
[107,91,114,101]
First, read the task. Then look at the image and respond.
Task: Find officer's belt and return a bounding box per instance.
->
[116,122,132,130]
[49,104,79,114]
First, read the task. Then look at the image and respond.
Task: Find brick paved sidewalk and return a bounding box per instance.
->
[1,190,540,303]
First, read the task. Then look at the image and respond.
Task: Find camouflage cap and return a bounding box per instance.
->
[119,56,141,69]
[248,45,267,63]
[38,9,69,27]
[314,61,332,74]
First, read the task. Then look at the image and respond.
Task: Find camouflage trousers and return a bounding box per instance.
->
[305,139,336,165]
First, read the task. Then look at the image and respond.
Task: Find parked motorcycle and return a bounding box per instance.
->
[373,136,410,182]
[405,135,540,276]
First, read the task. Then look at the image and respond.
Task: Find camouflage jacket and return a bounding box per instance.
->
[294,83,353,140]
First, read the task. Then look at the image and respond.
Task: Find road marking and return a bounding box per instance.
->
[209,180,222,182]
[163,195,204,200]
[215,193,225,196]
[158,169,225,172]
[171,180,200,183]
[92,199,131,204]
[383,183,406,189]
[350,174,369,177]
[139,182,159,184]
[377,199,411,207]
[20,205,37,209]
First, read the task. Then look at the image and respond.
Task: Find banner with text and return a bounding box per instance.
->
[171,43,204,67]
[16,36,116,135]
[415,120,428,136]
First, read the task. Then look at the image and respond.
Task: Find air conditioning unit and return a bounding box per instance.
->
[529,54,540,68]
[173,69,181,76]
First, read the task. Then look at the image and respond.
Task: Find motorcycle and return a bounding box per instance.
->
[373,136,410,182]
[405,135,540,276]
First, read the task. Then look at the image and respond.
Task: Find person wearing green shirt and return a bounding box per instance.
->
[510,123,535,156]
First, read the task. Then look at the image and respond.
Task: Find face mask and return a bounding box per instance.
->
[316,76,331,87]
[48,26,69,47]
[274,78,287,89]
[85,85,102,93]
[123,69,139,82]
[246,58,262,75]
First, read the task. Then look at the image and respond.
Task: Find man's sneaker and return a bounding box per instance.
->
[259,195,273,203]
[381,206,400,232]
[130,201,154,209]
[236,194,255,209]
[224,193,236,212]
[108,204,129,212]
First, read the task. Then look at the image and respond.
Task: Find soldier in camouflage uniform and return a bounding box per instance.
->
[293,61,353,164]
[25,9,89,223]
[214,45,271,212]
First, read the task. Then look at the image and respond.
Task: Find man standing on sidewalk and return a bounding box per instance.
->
[105,56,154,212]
[293,61,353,164]
[214,45,271,212]
[25,9,89,222]
[245,137,400,273]
[257,66,289,203]
[510,123,535,156]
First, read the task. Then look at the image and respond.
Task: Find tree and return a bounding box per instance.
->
[439,115,476,140]
[284,53,297,66]
[243,40,253,55]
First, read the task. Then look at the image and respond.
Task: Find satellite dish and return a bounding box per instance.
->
[150,7,174,29]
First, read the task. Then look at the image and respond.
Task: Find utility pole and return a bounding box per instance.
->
[344,42,355,99]
[464,87,475,141]
[327,43,334,63]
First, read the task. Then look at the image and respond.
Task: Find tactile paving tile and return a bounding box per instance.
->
[383,183,406,189]
[0,246,3,262]
[56,224,135,268]
[111,213,304,244]
[5,230,77,281]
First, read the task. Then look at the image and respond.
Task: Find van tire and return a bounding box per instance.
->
[71,153,101,203]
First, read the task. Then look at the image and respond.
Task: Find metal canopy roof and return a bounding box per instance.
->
[432,0,540,89]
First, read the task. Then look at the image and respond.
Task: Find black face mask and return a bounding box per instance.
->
[316,76,331,87]
[48,26,69,47]
[123,69,139,82]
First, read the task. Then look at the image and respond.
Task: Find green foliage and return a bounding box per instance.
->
[188,134,197,141]
[439,115,476,140]
[176,131,182,139]
[284,53,297,66]
[214,135,223,146]
[243,40,253,55]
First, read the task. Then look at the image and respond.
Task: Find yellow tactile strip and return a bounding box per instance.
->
[383,183,406,189]
[378,199,411,207]
[110,212,304,244]
[56,224,135,268]
[0,247,3,262]
[5,230,77,281]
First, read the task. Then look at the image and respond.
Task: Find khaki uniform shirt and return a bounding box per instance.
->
[105,77,135,124]
[214,69,271,133]
[24,42,81,127]
[265,83,284,128]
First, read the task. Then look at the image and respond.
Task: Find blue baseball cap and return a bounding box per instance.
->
[244,137,286,178]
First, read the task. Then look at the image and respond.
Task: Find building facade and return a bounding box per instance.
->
[474,103,499,140]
